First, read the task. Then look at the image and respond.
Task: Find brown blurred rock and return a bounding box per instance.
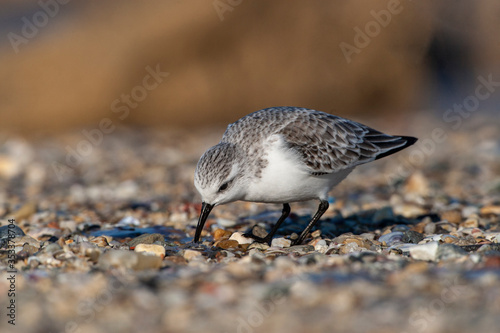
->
[404,171,430,196]
[0,0,436,135]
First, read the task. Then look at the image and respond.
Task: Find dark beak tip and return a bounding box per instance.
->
[193,202,214,243]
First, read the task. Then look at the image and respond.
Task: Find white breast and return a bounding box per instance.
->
[243,135,353,203]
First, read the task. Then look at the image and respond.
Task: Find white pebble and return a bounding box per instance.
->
[229,232,254,245]
[271,238,291,248]
[409,241,439,261]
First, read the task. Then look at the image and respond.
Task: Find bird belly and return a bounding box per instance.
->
[243,136,353,203]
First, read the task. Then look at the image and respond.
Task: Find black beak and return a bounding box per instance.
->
[194,202,214,243]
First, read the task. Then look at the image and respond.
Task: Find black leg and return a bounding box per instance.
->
[245,203,290,245]
[293,200,329,245]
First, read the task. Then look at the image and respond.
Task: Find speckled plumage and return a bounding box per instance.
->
[193,106,417,244]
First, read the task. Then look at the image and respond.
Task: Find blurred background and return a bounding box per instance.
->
[0,0,498,136]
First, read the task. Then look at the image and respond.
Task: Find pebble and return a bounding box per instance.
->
[402,230,424,244]
[117,216,141,227]
[2,117,500,333]
[404,171,430,196]
[216,218,237,228]
[379,232,404,247]
[340,242,362,254]
[229,232,254,245]
[441,210,462,224]
[90,236,109,247]
[213,229,232,241]
[126,233,165,248]
[248,242,269,251]
[314,239,328,253]
[134,244,166,258]
[424,222,437,234]
[248,225,268,238]
[436,244,468,261]
[59,220,77,233]
[271,237,292,248]
[216,239,239,249]
[10,235,41,249]
[460,217,479,229]
[0,224,25,239]
[409,241,439,261]
[182,249,203,261]
[98,250,163,270]
[10,202,37,220]
[480,205,500,215]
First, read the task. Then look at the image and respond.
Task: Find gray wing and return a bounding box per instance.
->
[279,112,417,174]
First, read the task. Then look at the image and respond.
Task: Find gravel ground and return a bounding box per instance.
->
[1,114,500,333]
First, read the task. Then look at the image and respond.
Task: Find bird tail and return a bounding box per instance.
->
[372,135,417,160]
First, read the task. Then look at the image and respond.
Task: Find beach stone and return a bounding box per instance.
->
[183,249,203,261]
[402,230,424,244]
[271,237,291,248]
[404,171,430,196]
[134,244,166,258]
[98,250,162,270]
[10,235,41,249]
[213,229,232,241]
[216,239,239,249]
[409,241,439,261]
[0,224,25,239]
[90,236,109,247]
[216,218,237,227]
[10,202,37,220]
[59,220,77,232]
[379,232,404,247]
[339,242,362,254]
[441,210,462,224]
[424,222,436,234]
[396,204,427,218]
[248,225,268,238]
[117,215,141,226]
[437,244,468,261]
[229,232,254,244]
[314,239,328,253]
[248,242,269,251]
[480,205,500,215]
[460,218,479,229]
[126,233,165,248]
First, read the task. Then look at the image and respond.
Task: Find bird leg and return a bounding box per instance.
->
[293,200,329,245]
[245,203,290,245]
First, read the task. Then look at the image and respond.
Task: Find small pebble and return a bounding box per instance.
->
[436,244,468,261]
[0,224,25,239]
[216,239,239,249]
[213,229,232,241]
[402,230,424,244]
[480,205,500,216]
[379,232,404,247]
[404,171,430,196]
[182,249,203,261]
[126,233,165,248]
[134,244,166,258]
[229,232,254,245]
[441,210,462,224]
[271,238,292,248]
[409,241,439,261]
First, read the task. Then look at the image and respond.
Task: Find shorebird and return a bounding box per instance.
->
[193,107,417,245]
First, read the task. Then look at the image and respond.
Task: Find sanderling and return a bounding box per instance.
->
[193,106,417,245]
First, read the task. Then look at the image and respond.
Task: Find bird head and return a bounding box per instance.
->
[193,142,246,242]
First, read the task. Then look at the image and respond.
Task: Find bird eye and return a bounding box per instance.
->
[218,181,230,192]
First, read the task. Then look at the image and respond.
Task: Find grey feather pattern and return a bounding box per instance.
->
[222,107,416,176]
